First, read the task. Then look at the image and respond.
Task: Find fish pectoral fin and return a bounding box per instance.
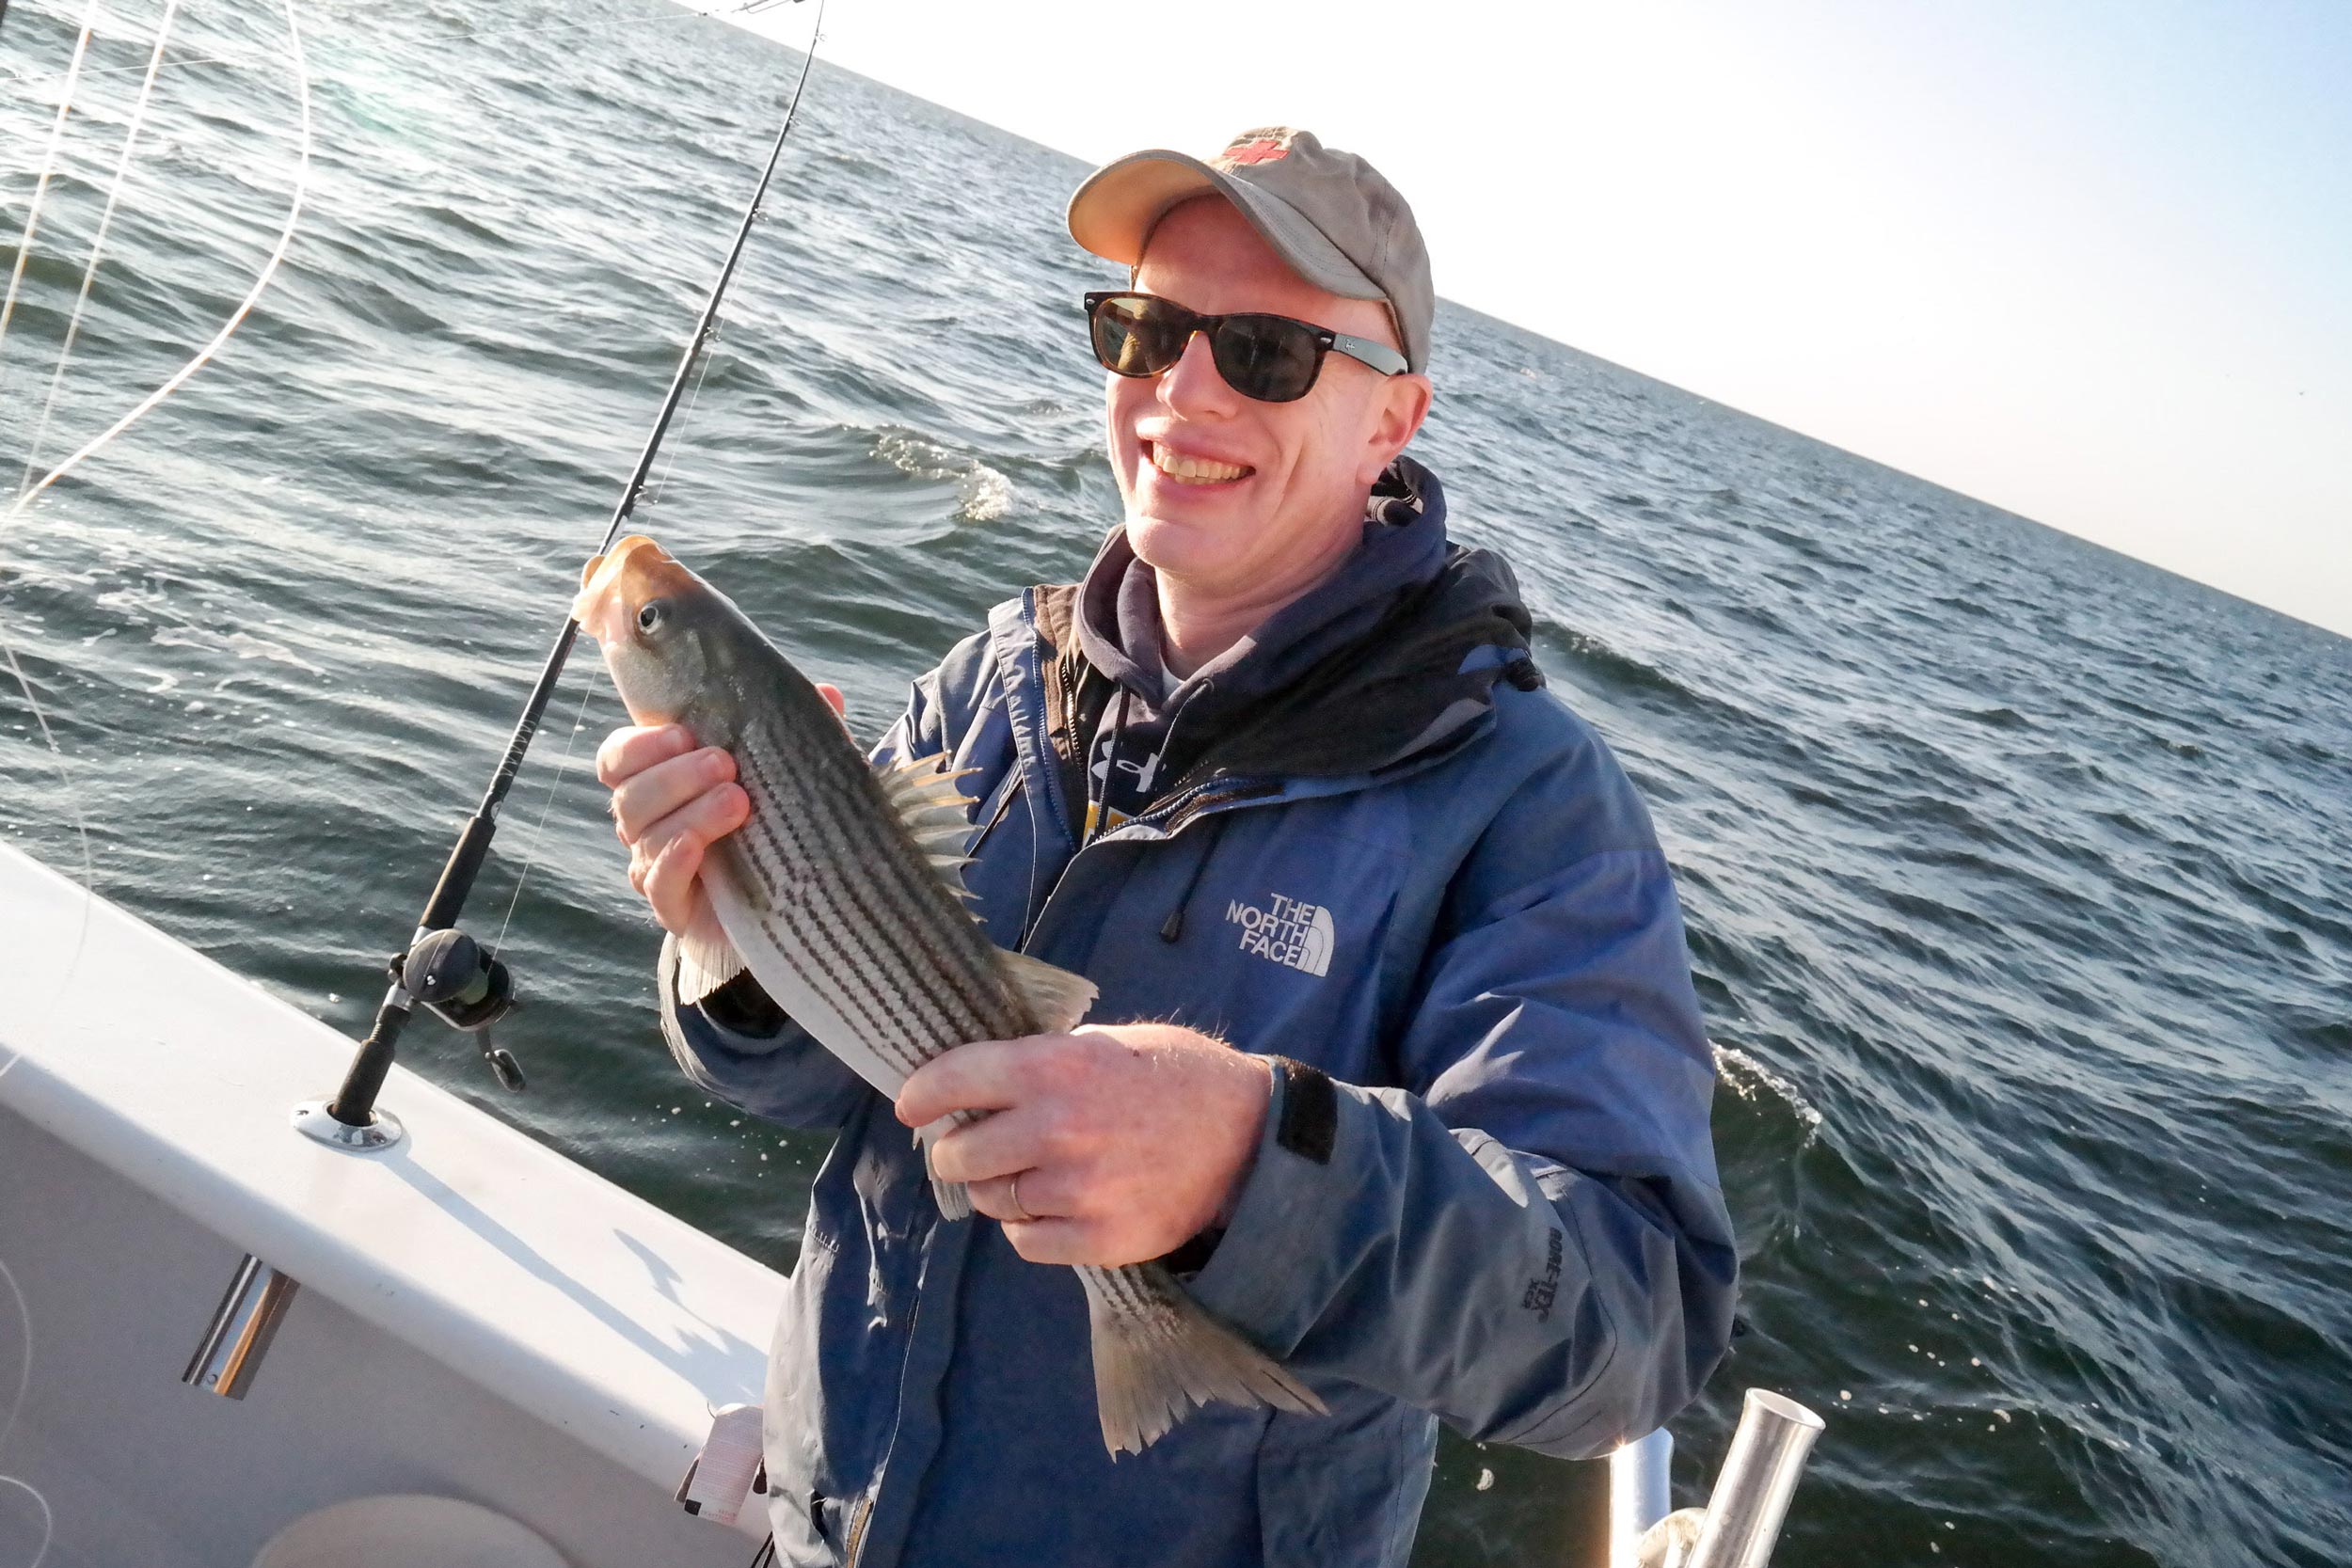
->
[675,895,749,1006]
[995,948,1098,1036]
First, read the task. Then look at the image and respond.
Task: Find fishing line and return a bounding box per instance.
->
[0,1257,27,1462]
[0,1258,49,1568]
[3,0,310,524]
[0,0,794,94]
[0,0,105,1090]
[13,0,183,502]
[0,0,310,1094]
[322,0,827,1125]
[485,667,607,968]
[478,0,805,965]
[0,1478,51,1568]
[644,310,729,513]
[0,0,103,382]
[485,309,731,967]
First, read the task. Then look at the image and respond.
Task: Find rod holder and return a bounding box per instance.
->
[1682,1388,1825,1568]
[1608,1428,1676,1568]
[293,1096,403,1151]
[183,1254,299,1399]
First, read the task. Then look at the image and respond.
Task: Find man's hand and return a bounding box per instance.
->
[597,685,844,935]
[898,1023,1274,1268]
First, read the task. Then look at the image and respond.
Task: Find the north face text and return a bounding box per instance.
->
[1226,893,1335,977]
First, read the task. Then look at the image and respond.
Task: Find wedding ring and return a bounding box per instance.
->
[1008,1171,1033,1224]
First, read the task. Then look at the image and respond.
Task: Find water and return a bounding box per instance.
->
[3,2,2348,1563]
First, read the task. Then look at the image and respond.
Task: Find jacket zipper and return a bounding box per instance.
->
[1016,775,1278,957]
[842,1494,874,1566]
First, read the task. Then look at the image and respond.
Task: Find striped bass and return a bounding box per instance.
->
[572,534,1324,1454]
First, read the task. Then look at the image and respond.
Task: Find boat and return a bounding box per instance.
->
[0,833,1818,1565]
[0,838,781,1566]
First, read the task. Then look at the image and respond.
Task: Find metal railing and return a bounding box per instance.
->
[1608,1388,1825,1568]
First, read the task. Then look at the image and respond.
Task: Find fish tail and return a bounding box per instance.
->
[1076,1263,1327,1456]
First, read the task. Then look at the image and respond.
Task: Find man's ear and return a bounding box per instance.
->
[1359,373,1434,485]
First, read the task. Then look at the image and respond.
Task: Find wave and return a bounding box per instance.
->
[1714,1042,1825,1140]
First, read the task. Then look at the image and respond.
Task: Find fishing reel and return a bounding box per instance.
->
[390,927,526,1093]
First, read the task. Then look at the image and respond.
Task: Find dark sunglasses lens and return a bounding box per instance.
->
[1211,316,1322,403]
[1091,296,1188,377]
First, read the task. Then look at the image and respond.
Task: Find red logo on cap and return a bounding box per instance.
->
[1224,137,1290,166]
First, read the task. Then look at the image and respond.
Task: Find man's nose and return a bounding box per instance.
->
[1157,328,1238,416]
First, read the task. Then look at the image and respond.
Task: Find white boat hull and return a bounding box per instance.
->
[0,843,785,1565]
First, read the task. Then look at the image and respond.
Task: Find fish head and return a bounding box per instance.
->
[572,534,721,727]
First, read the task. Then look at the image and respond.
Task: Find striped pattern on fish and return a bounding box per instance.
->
[575,533,1326,1454]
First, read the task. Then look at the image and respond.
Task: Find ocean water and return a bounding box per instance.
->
[3,2,2348,1564]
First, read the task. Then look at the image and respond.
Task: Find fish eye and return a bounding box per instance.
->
[636,600,668,634]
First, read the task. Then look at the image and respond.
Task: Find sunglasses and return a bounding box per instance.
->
[1084,291,1407,404]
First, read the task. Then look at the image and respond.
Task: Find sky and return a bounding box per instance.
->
[729,0,2352,639]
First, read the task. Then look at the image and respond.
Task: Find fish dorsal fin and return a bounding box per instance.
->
[877,754,982,896]
[995,948,1097,1036]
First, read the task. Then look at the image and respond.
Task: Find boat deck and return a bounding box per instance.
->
[0,843,783,1565]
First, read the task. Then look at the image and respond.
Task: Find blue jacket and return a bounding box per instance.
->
[662,475,1737,1568]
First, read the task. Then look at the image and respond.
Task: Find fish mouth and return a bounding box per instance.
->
[572,534,671,640]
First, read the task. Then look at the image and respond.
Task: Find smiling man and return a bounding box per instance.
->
[600,128,1736,1567]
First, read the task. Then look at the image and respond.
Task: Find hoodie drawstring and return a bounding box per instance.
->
[1159,812,1231,943]
[1084,687,1135,846]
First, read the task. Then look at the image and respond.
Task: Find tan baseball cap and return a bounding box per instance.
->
[1068,127,1434,373]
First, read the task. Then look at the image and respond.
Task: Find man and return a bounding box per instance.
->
[598,128,1736,1567]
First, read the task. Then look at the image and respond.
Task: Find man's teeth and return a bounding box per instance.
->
[1150,447,1250,483]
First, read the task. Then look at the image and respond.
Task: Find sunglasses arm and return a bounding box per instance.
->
[1328,329,1408,377]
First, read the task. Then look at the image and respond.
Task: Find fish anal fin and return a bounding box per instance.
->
[995,948,1097,1036]
[675,894,747,1006]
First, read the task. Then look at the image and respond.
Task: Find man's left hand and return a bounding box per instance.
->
[896,1024,1273,1268]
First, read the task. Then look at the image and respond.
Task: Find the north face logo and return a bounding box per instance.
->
[1226,893,1334,977]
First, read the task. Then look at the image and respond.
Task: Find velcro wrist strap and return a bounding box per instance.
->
[1270,1057,1337,1164]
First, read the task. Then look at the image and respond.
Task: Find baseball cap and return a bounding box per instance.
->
[1067,127,1434,374]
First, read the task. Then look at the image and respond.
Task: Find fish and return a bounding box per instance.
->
[572,534,1325,1454]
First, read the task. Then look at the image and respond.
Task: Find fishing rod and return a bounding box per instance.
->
[301,0,824,1148]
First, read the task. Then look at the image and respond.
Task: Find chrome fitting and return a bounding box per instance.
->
[183,1254,300,1400]
[291,1098,404,1151]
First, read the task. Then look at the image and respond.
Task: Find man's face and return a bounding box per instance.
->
[1107,197,1429,606]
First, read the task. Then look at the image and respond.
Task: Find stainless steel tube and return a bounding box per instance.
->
[1683,1388,1825,1568]
[182,1253,299,1399]
[1607,1428,1676,1568]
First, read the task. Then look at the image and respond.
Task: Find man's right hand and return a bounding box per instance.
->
[596,685,845,936]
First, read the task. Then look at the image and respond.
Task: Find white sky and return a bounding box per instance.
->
[730,0,2352,639]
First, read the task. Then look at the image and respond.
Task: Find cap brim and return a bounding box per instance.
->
[1068,150,1387,305]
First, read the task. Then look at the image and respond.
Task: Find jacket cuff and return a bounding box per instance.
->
[1184,1057,1356,1349]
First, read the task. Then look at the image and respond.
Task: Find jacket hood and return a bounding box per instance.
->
[1075,457,1453,734]
[1042,457,1541,790]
